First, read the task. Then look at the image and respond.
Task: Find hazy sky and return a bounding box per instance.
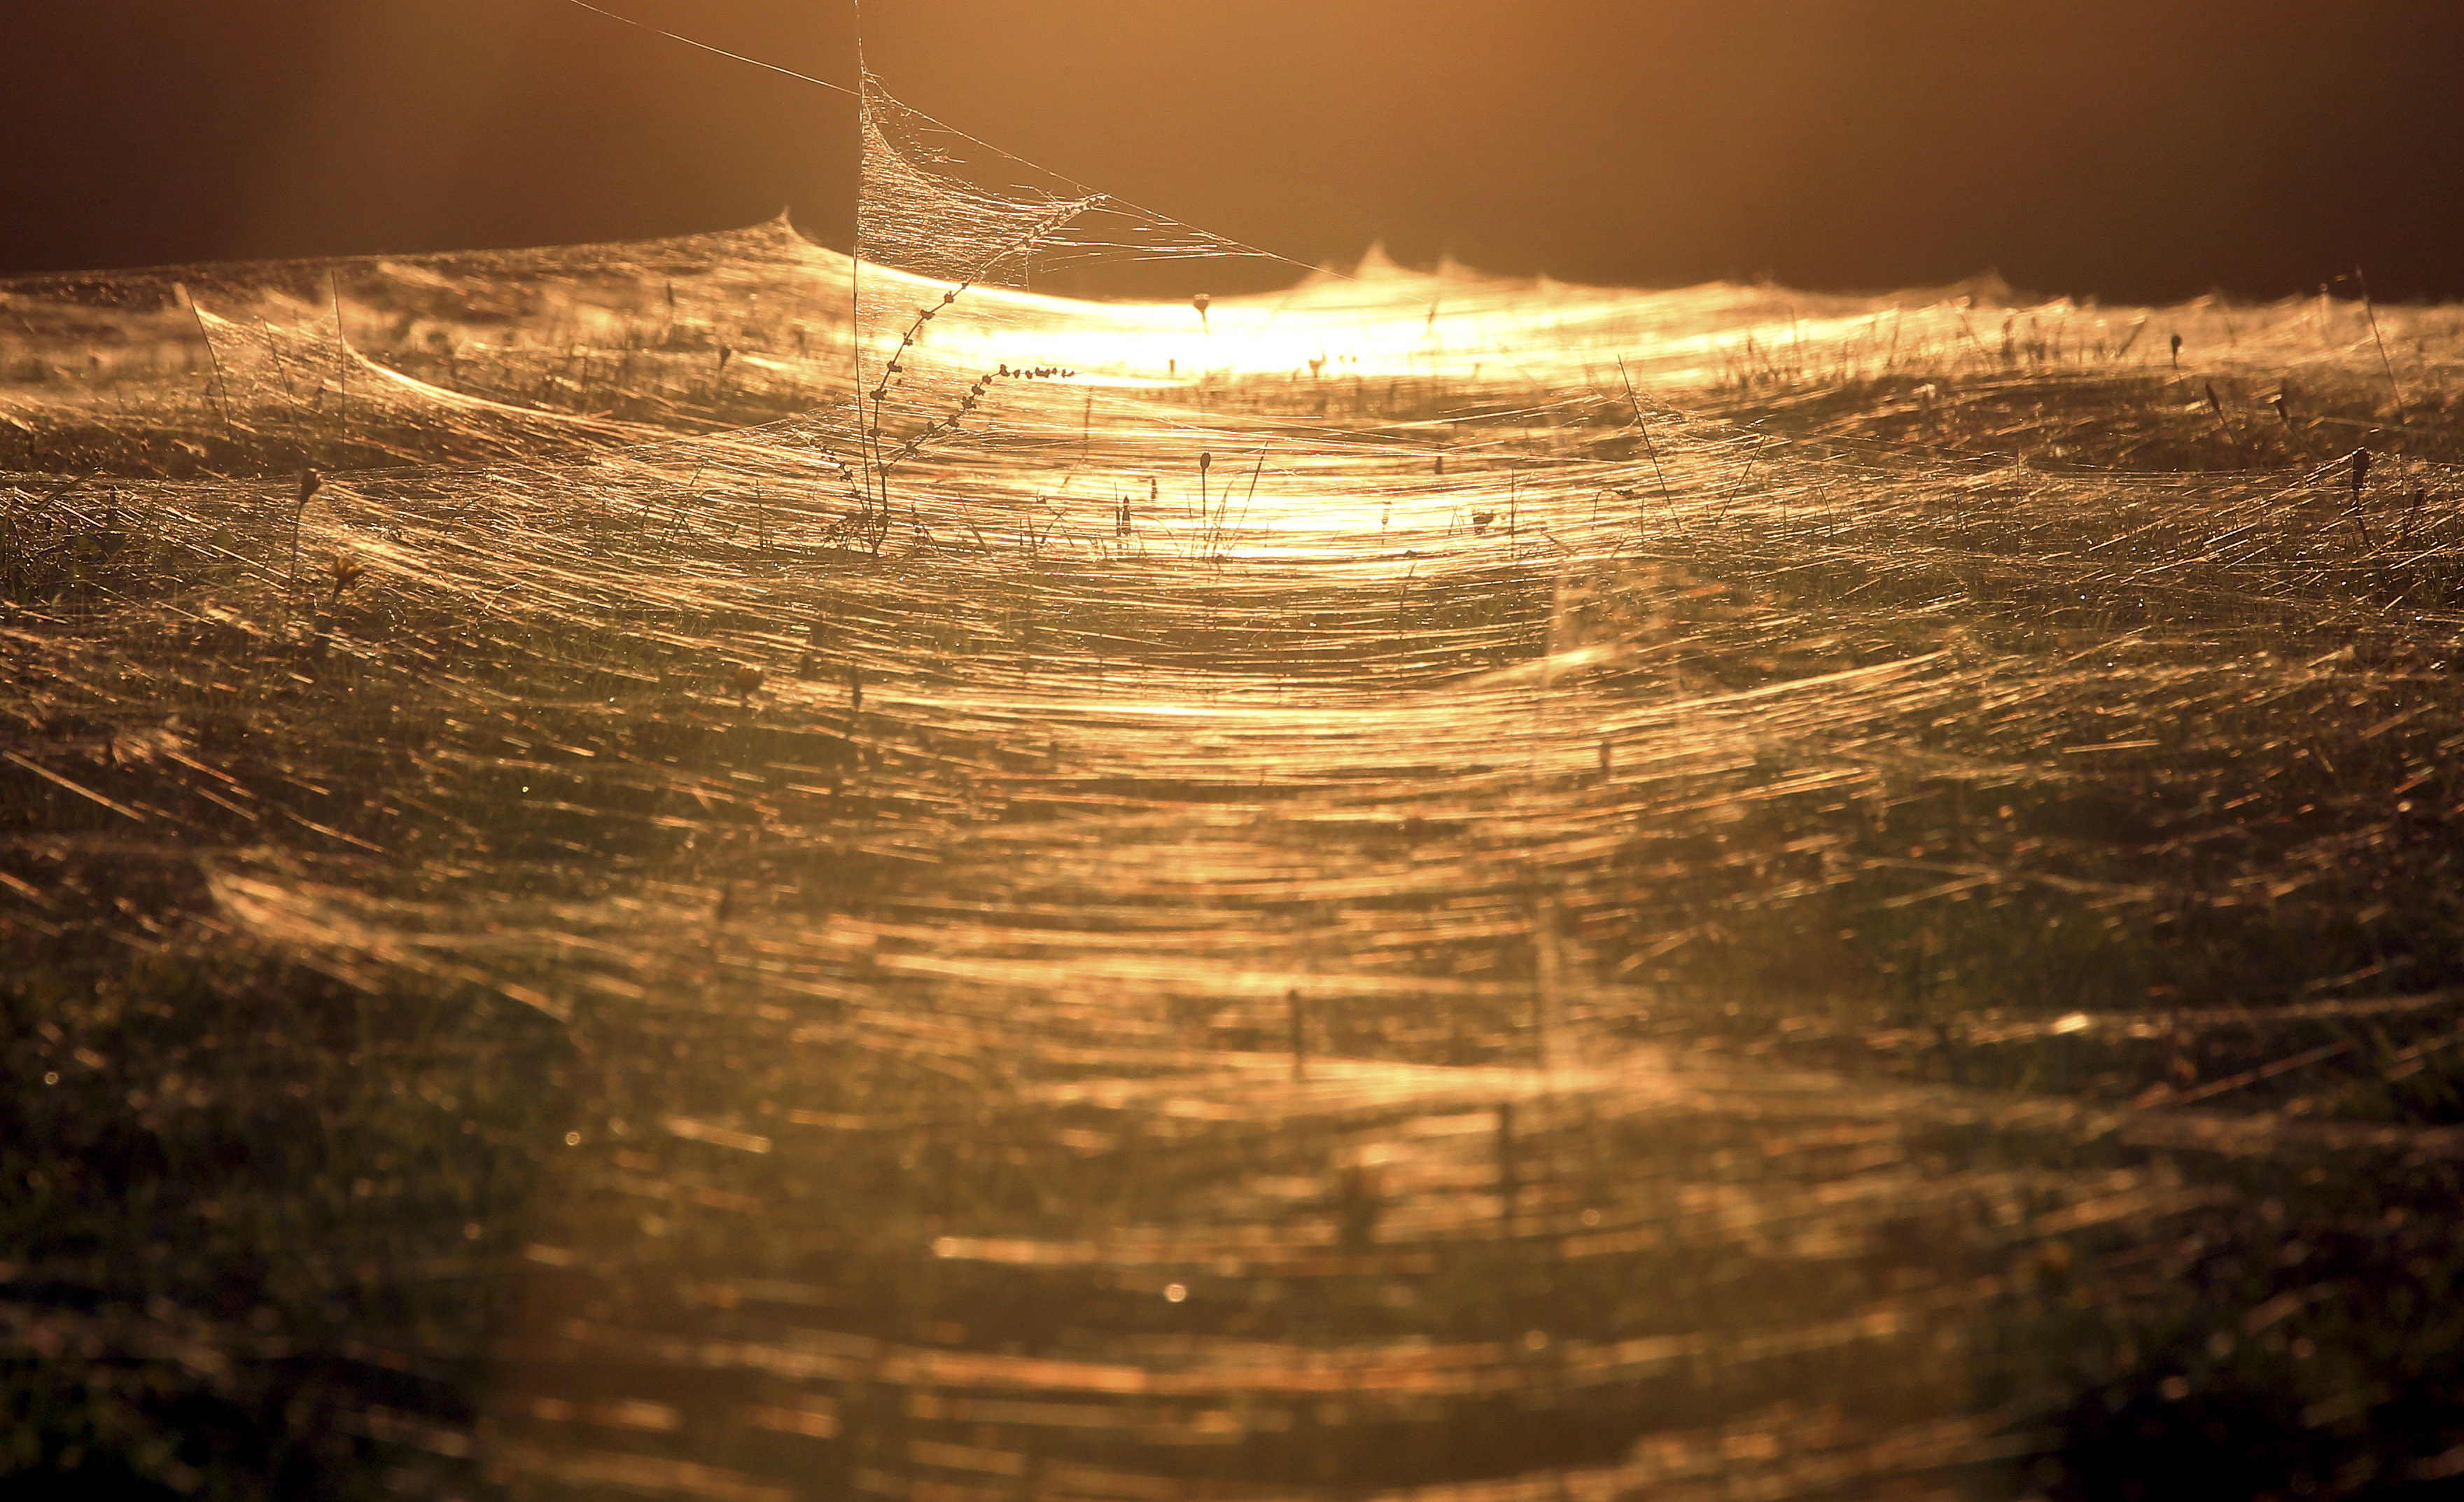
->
[6,0,2461,301]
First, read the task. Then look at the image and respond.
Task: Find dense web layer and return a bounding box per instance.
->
[6,69,2464,1502]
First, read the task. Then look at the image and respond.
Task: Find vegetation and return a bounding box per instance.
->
[4,228,2463,1498]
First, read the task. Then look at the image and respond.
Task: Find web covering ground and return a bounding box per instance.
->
[6,73,2464,1502]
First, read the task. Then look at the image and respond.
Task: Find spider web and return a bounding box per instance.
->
[2,50,2463,1502]
[846,68,1291,543]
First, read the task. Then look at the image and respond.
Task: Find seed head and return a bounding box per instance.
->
[325,548,368,599]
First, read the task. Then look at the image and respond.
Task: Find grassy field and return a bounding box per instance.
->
[5,223,2464,1500]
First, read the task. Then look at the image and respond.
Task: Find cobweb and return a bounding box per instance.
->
[846,67,1293,552]
[4,62,2464,1502]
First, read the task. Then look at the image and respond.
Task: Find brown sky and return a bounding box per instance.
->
[5,0,2461,302]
